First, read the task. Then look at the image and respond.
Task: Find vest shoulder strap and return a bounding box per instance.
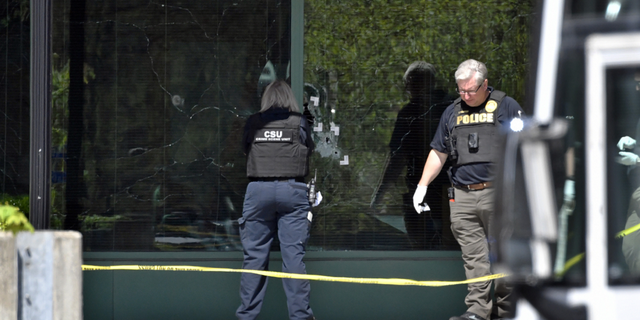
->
[284,112,302,127]
[449,98,463,129]
[489,90,507,106]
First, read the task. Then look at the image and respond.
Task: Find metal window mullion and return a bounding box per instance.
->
[291,0,304,110]
[29,0,52,229]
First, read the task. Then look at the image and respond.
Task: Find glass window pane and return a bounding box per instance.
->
[303,1,534,250]
[54,1,292,251]
[607,67,640,284]
[550,46,587,286]
[0,2,30,220]
[569,0,640,18]
[53,0,536,252]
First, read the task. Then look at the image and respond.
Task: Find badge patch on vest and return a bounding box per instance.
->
[485,100,498,113]
[255,129,293,143]
[456,113,495,125]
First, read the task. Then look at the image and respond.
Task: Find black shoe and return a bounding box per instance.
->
[449,312,487,320]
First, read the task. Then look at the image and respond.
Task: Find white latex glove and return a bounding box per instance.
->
[313,191,323,207]
[563,179,575,203]
[412,185,430,214]
[617,136,636,150]
[617,151,640,166]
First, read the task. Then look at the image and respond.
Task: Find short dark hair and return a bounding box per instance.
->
[403,61,436,86]
[260,80,299,113]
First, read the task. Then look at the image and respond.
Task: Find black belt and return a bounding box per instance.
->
[455,181,492,191]
[251,177,304,183]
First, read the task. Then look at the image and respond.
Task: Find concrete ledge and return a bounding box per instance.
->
[0,232,17,320]
[16,231,83,320]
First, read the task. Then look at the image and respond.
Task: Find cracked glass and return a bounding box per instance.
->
[46,0,534,252]
[51,1,292,251]
[0,1,30,218]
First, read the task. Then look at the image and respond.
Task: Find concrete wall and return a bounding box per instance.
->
[0,231,82,320]
[0,232,17,319]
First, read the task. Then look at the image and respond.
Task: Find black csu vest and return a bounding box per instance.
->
[449,90,506,166]
[246,112,310,178]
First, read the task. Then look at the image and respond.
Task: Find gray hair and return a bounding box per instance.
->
[260,79,299,113]
[455,59,488,85]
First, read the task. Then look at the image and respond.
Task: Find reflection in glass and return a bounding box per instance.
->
[53,1,292,251]
[50,0,534,252]
[0,2,31,222]
[371,61,454,250]
[547,35,588,286]
[607,67,640,283]
[303,1,533,250]
[569,0,640,17]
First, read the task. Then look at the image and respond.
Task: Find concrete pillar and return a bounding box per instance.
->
[16,231,82,320]
[0,232,17,319]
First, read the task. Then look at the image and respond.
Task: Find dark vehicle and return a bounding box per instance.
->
[493,0,640,319]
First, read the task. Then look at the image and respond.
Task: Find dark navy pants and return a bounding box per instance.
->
[236,180,314,320]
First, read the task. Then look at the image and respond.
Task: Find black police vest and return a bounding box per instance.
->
[246,112,310,178]
[449,90,506,166]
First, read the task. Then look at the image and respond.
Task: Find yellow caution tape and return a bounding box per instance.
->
[555,253,585,278]
[554,222,640,277]
[615,222,640,239]
[82,264,507,287]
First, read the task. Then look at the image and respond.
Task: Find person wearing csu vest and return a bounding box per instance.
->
[413,59,524,320]
[236,79,316,320]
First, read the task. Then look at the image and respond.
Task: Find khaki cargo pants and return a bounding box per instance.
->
[450,187,511,319]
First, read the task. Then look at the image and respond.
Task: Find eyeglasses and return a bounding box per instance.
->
[456,83,484,96]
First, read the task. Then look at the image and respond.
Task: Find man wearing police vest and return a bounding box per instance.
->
[236,80,316,320]
[413,59,523,320]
